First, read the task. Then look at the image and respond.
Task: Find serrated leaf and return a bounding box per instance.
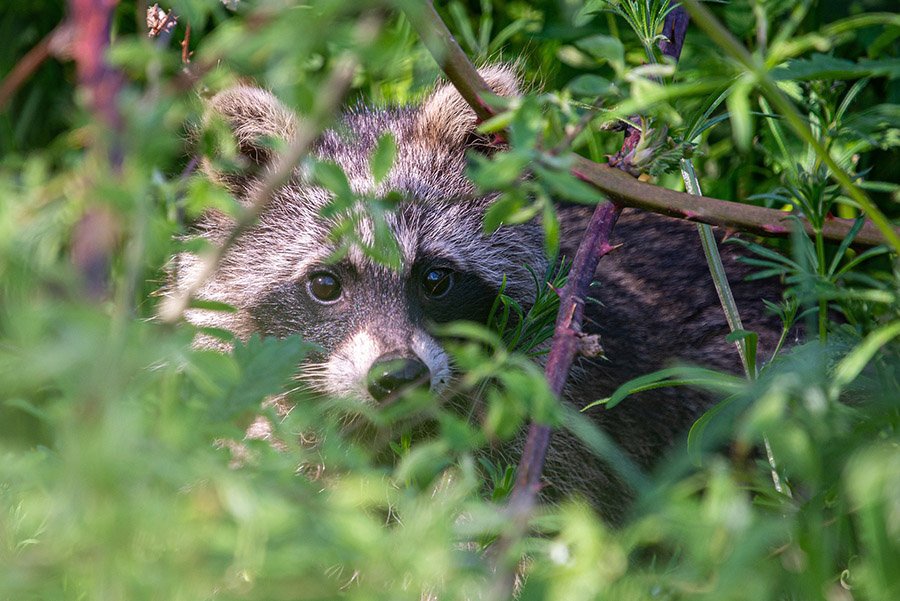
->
[370,133,396,185]
[772,54,900,81]
[312,160,353,198]
[727,82,753,153]
[575,34,625,72]
[212,334,314,421]
[568,74,615,98]
[584,367,745,410]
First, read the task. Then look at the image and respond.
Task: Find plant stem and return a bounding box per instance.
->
[570,157,891,248]
[510,201,622,505]
[815,230,828,341]
[681,159,752,378]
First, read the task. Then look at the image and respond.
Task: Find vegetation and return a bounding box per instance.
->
[1,1,898,599]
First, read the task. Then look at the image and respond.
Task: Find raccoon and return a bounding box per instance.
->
[174,66,783,521]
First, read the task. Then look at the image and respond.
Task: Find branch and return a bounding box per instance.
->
[406,0,526,171]
[510,202,621,506]
[571,156,889,247]
[71,0,125,136]
[0,23,72,110]
[404,1,494,121]
[68,0,127,300]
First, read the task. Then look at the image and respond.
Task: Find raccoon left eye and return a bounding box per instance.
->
[308,272,342,303]
[421,268,454,299]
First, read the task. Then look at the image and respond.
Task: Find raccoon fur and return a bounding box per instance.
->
[174,66,784,522]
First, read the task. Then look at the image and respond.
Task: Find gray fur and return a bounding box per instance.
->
[174,66,784,522]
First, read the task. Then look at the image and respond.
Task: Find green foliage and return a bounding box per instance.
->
[1,1,899,600]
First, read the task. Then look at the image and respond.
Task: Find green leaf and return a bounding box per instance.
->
[574,34,625,72]
[312,160,353,199]
[772,54,900,81]
[542,201,560,258]
[483,192,527,233]
[370,133,397,185]
[567,74,615,98]
[725,329,758,377]
[831,321,900,392]
[687,393,742,465]
[534,165,604,205]
[469,151,531,190]
[727,81,753,153]
[212,334,314,421]
[188,299,238,313]
[585,367,745,410]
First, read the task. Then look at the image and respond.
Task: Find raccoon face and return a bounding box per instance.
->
[176,66,547,403]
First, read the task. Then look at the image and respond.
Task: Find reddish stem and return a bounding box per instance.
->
[510,201,622,507]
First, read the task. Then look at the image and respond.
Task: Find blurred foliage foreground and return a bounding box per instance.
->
[1,1,899,600]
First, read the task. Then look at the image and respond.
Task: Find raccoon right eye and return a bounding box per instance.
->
[307,272,342,303]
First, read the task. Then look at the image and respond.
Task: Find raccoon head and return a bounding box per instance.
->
[176,66,546,403]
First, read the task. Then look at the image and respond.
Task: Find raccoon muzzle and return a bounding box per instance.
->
[366,352,431,402]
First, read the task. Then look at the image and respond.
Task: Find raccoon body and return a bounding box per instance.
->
[175,67,783,521]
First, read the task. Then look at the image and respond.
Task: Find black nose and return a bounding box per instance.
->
[366,352,430,402]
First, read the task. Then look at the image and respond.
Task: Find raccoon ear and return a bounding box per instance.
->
[202,86,298,196]
[415,65,520,150]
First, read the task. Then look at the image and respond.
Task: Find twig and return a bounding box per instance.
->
[181,23,192,63]
[159,14,382,323]
[71,0,124,137]
[0,23,72,110]
[570,156,891,247]
[404,1,494,121]
[509,202,622,505]
[68,0,128,301]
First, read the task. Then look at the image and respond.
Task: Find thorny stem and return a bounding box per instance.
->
[406,0,626,493]
[510,202,622,504]
[159,14,383,323]
[405,5,624,596]
[570,157,890,247]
